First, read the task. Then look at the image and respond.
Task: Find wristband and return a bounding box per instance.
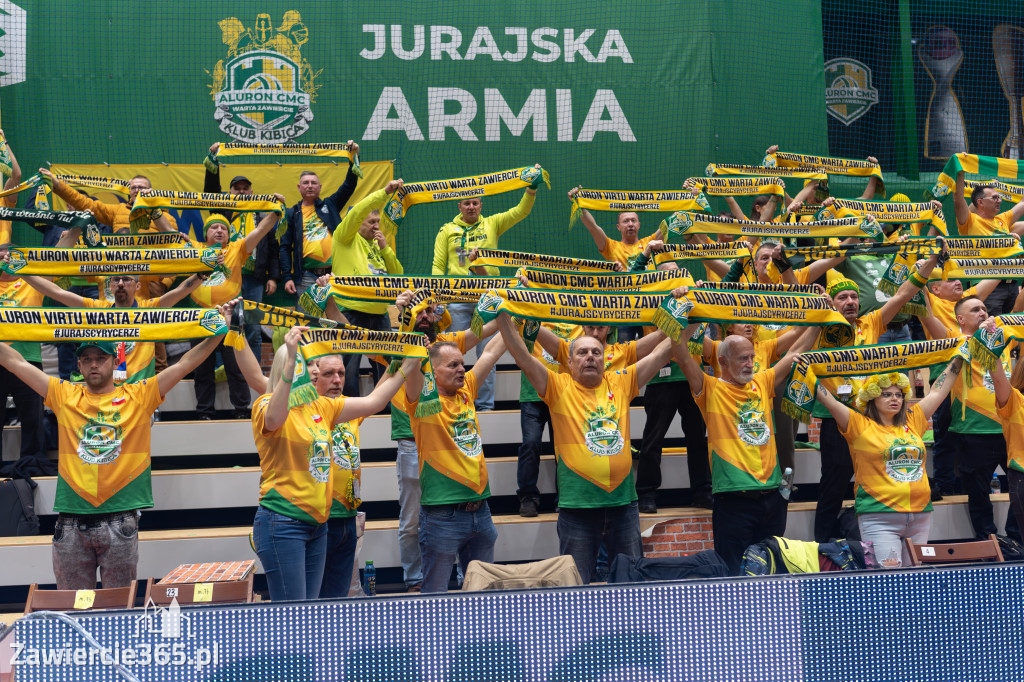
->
[908,269,928,289]
[281,368,294,385]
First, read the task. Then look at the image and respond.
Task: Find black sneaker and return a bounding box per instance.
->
[692,492,714,510]
[233,408,252,420]
[519,497,539,518]
[639,494,657,514]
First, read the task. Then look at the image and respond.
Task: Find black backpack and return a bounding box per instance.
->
[0,476,40,536]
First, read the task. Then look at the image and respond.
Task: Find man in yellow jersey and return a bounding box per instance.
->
[312,354,366,599]
[389,290,502,592]
[204,142,281,359]
[919,278,1001,497]
[921,294,1021,540]
[671,315,819,575]
[190,204,284,419]
[20,270,207,385]
[395,333,509,593]
[433,164,541,412]
[331,178,405,397]
[279,143,360,295]
[952,173,1024,315]
[497,311,678,583]
[0,301,236,589]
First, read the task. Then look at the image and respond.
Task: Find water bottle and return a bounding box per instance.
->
[364,560,376,596]
[779,467,794,501]
[991,474,1002,495]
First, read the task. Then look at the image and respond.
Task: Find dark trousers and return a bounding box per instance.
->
[713,490,788,576]
[0,362,45,460]
[517,400,551,499]
[931,393,956,493]
[982,280,1020,316]
[814,417,854,542]
[557,503,642,584]
[1009,469,1024,542]
[340,310,391,398]
[191,337,250,417]
[636,381,710,497]
[952,432,1017,538]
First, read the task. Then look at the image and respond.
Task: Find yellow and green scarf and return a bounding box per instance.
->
[652,240,753,266]
[664,210,884,241]
[2,244,218,277]
[0,307,228,342]
[470,248,619,273]
[290,327,429,407]
[931,153,1024,198]
[763,150,884,188]
[651,285,850,342]
[55,174,131,195]
[328,275,519,305]
[705,163,828,181]
[816,199,947,235]
[383,166,550,229]
[0,130,12,179]
[521,267,691,293]
[684,177,786,197]
[964,179,1024,203]
[967,314,1024,372]
[0,173,49,199]
[78,232,192,249]
[782,338,965,422]
[935,258,1024,280]
[568,189,709,228]
[215,142,362,177]
[132,191,285,216]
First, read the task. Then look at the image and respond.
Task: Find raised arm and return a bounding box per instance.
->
[337,356,420,423]
[156,273,207,307]
[468,327,507,380]
[2,130,21,190]
[0,341,50,397]
[227,328,270,394]
[262,326,305,433]
[323,141,360,212]
[857,157,881,200]
[670,321,705,396]
[634,329,667,359]
[878,245,945,326]
[634,337,673,386]
[243,194,287,254]
[953,170,971,227]
[814,381,851,432]
[40,168,118,227]
[771,327,821,389]
[918,356,965,417]
[157,299,239,397]
[497,311,548,398]
[569,185,608,253]
[20,273,85,307]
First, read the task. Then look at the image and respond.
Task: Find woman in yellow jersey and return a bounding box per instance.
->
[814,359,963,568]
[984,319,1024,538]
[250,326,419,601]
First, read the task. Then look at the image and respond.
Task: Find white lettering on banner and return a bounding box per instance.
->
[363,87,635,142]
[360,25,632,63]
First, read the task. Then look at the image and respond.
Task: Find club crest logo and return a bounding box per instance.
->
[477,291,503,314]
[761,155,777,168]
[519,167,542,185]
[889,262,910,286]
[983,366,1012,392]
[858,216,883,240]
[308,441,331,483]
[695,192,711,211]
[979,326,1004,350]
[3,249,27,274]
[77,423,123,465]
[583,405,624,457]
[787,380,812,407]
[666,212,694,235]
[704,164,715,178]
[207,11,321,143]
[450,412,483,458]
[885,442,924,483]
[331,426,360,470]
[420,371,436,399]
[199,310,226,334]
[665,295,694,319]
[824,58,880,126]
[736,398,771,446]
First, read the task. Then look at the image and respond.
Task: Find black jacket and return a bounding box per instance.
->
[203,167,281,284]
[279,167,359,285]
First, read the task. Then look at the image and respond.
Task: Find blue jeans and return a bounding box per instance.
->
[253,506,327,602]
[446,302,495,411]
[878,323,912,344]
[240,274,265,360]
[857,511,931,569]
[418,501,497,593]
[319,516,357,599]
[396,439,423,587]
[557,502,642,584]
[517,400,551,499]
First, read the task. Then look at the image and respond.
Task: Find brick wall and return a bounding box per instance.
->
[642,515,715,557]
